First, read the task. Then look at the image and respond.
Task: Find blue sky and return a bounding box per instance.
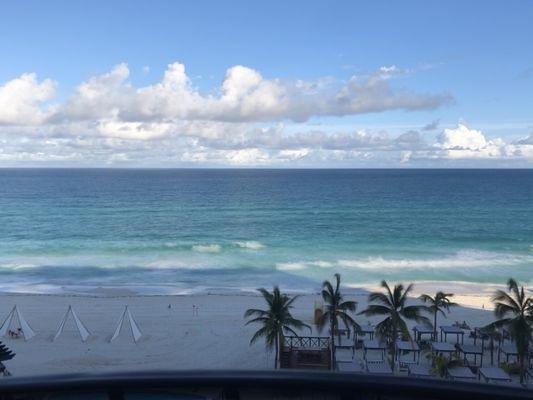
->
[0,0,532,167]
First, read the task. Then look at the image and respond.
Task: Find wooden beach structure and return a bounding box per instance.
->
[412,324,436,343]
[280,336,331,370]
[457,344,483,367]
[439,325,465,344]
[395,340,421,370]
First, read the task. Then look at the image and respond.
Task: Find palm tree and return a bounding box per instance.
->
[244,286,311,369]
[317,273,360,369]
[489,278,533,384]
[359,280,430,365]
[419,291,458,340]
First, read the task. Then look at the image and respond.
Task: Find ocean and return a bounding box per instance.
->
[0,169,531,294]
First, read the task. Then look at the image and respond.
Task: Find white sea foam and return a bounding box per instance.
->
[234,241,265,250]
[338,250,532,270]
[142,258,204,269]
[275,250,533,273]
[163,242,181,248]
[192,244,222,253]
[275,260,333,271]
[308,260,334,268]
[0,263,40,270]
[0,253,210,271]
[276,262,307,271]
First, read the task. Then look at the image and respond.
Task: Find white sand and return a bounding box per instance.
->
[0,282,504,377]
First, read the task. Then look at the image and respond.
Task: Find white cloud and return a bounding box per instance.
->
[438,124,487,150]
[394,130,426,149]
[1,61,533,167]
[44,62,451,125]
[2,120,532,167]
[400,151,412,163]
[0,73,56,125]
[514,134,533,145]
[97,118,174,140]
[277,148,311,160]
[225,148,271,165]
[435,124,508,159]
[504,143,533,159]
[177,121,391,151]
[55,63,132,122]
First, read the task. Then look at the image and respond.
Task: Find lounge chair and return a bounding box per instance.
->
[408,364,434,378]
[478,367,512,383]
[366,361,393,375]
[447,366,476,381]
[336,360,363,372]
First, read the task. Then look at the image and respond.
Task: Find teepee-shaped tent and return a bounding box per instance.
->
[53,305,91,342]
[110,306,142,343]
[0,306,36,340]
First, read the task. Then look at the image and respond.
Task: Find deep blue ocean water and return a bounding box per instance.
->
[0,169,531,294]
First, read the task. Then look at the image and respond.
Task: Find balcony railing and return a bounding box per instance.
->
[284,336,330,350]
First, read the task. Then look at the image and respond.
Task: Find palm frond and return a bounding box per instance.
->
[316,310,331,330]
[334,273,341,293]
[338,300,357,312]
[338,312,357,330]
[397,318,410,339]
[284,295,300,308]
[245,316,271,326]
[494,302,519,318]
[368,292,392,306]
[492,290,520,313]
[286,317,312,332]
[359,304,391,316]
[244,308,268,318]
[282,326,300,337]
[399,283,413,304]
[249,326,270,346]
[418,294,434,304]
[321,288,333,303]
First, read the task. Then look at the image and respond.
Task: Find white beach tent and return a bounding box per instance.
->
[0,306,36,340]
[110,306,142,343]
[53,305,91,342]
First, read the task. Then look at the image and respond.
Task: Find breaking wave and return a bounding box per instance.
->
[276,250,533,272]
[192,244,222,253]
[234,241,265,250]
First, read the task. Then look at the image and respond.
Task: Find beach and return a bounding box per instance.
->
[0,281,501,377]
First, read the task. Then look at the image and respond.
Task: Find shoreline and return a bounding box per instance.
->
[0,280,510,316]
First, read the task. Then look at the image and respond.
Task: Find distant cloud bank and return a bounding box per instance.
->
[0,62,532,167]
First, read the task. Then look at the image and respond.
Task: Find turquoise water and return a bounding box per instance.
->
[0,169,532,293]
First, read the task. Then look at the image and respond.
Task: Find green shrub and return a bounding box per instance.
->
[431,354,464,378]
[500,361,521,375]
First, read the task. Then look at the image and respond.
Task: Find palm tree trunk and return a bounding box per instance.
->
[433,311,438,341]
[490,337,494,366]
[517,335,528,385]
[275,333,279,369]
[391,327,397,367]
[330,318,336,370]
[519,352,525,385]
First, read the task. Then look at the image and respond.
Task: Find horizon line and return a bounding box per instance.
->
[0,166,532,171]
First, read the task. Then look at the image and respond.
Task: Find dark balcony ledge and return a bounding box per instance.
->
[0,370,531,399]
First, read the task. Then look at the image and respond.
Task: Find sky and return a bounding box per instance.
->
[0,0,532,167]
